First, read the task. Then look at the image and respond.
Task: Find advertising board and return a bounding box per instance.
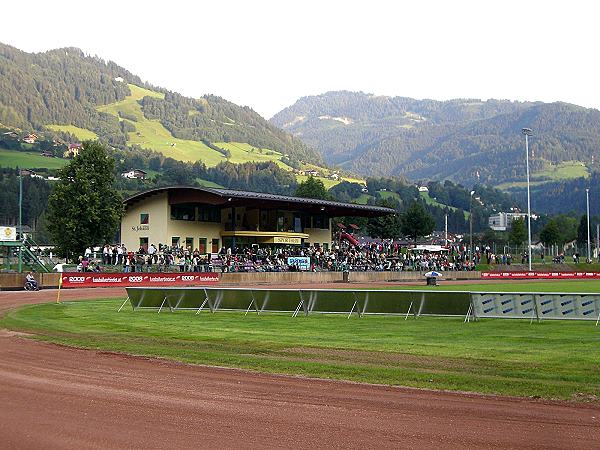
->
[61,272,219,288]
[287,256,310,271]
[482,271,600,279]
[0,226,17,241]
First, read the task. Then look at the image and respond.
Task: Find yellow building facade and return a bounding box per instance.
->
[121,187,394,253]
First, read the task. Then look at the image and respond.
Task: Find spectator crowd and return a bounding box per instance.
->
[75,240,493,273]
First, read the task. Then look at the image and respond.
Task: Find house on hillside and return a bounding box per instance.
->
[121,169,147,180]
[64,143,82,158]
[2,131,19,139]
[329,173,340,180]
[41,151,55,158]
[23,133,38,144]
[19,169,44,179]
[418,186,429,192]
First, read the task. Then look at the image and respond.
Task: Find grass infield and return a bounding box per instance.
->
[3,290,600,401]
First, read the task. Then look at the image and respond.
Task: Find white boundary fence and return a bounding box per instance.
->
[122,287,600,324]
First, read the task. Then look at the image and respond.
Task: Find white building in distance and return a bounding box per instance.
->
[488,212,537,231]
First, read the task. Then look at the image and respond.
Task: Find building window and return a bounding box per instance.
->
[139,237,148,252]
[171,236,180,247]
[198,206,220,222]
[185,237,194,250]
[171,204,195,221]
[312,214,328,229]
[140,213,149,224]
[198,238,207,254]
[211,238,220,253]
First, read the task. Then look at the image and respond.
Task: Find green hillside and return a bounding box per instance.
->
[213,142,291,170]
[420,191,468,219]
[0,149,68,169]
[495,160,590,190]
[96,84,225,166]
[45,124,98,141]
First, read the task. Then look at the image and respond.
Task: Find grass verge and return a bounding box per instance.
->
[3,299,600,401]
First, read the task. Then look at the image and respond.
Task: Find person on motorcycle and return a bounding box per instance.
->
[25,272,38,290]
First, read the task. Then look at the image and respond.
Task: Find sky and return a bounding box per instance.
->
[1,0,599,118]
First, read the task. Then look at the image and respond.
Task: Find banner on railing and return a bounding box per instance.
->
[287,256,310,271]
[61,272,219,288]
[482,271,600,279]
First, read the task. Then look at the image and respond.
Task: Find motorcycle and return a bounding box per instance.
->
[24,280,40,291]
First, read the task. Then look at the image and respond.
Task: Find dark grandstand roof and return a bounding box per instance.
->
[123,186,395,217]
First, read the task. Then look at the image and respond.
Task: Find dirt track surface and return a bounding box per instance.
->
[2,287,600,449]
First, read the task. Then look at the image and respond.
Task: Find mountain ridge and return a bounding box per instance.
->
[271,91,599,185]
[0,42,323,165]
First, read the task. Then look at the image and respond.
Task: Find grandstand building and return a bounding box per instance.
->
[121,186,394,253]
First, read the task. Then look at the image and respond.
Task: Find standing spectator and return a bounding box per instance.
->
[117,244,124,265]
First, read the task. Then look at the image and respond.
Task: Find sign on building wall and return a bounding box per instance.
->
[273,236,302,245]
[0,226,17,241]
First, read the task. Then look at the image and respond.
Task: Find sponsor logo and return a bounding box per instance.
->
[128,276,144,283]
[181,275,196,281]
[68,276,86,283]
[91,277,121,283]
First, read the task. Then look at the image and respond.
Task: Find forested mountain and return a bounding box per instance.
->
[509,173,600,216]
[0,42,321,164]
[271,91,600,185]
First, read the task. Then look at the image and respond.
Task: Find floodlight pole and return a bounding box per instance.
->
[469,191,474,262]
[445,214,448,247]
[596,223,599,262]
[586,188,591,263]
[18,170,23,273]
[522,128,533,271]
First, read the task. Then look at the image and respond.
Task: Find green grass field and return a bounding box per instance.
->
[3,279,600,401]
[45,124,98,141]
[0,149,68,169]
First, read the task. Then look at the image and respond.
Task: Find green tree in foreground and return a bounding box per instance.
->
[295,176,332,200]
[47,141,122,260]
[400,201,435,243]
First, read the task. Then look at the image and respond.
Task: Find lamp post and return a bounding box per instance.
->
[586,188,591,263]
[522,128,533,271]
[18,171,23,273]
[469,190,474,262]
